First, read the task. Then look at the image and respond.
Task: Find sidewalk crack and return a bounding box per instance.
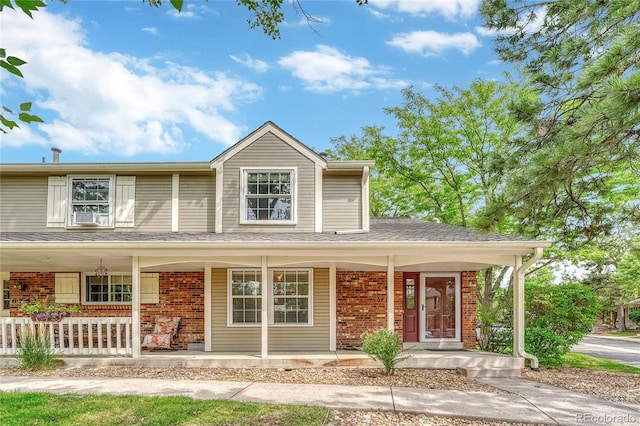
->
[228,382,253,400]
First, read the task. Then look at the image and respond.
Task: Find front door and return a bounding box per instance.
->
[402,273,419,342]
[420,274,460,341]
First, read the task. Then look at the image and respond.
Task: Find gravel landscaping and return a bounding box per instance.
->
[2,365,638,425]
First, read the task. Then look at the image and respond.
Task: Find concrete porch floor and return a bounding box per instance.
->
[1,349,524,375]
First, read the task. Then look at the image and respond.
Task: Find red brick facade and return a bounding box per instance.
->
[8,269,476,351]
[336,270,477,350]
[461,271,477,349]
[8,271,204,350]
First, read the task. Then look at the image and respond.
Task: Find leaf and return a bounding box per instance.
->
[169,0,183,12]
[19,102,32,112]
[18,112,44,124]
[2,106,14,114]
[0,48,6,58]
[0,60,24,78]
[0,0,15,12]
[0,114,19,130]
[7,56,27,67]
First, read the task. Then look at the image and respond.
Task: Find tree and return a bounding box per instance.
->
[480,0,640,248]
[0,0,46,133]
[329,78,543,347]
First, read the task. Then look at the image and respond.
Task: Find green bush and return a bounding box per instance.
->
[360,329,411,375]
[18,330,58,371]
[629,309,640,324]
[478,282,599,368]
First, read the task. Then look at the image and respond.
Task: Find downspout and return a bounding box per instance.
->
[514,247,543,371]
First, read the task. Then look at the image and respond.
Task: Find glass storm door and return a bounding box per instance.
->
[420,274,460,341]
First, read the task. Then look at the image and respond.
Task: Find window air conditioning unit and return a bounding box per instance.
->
[74,211,100,226]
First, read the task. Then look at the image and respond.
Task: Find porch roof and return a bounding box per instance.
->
[0,218,549,272]
[1,218,542,244]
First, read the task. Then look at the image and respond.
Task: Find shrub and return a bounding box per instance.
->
[629,309,640,324]
[477,282,599,368]
[360,329,411,375]
[18,329,58,371]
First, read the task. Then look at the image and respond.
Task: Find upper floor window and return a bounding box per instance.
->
[69,177,114,227]
[240,169,296,224]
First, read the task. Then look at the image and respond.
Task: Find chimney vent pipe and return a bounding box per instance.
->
[51,147,61,163]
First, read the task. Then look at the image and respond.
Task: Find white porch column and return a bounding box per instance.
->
[261,256,268,358]
[204,263,212,352]
[387,255,395,331]
[132,256,141,358]
[329,263,337,351]
[512,255,524,359]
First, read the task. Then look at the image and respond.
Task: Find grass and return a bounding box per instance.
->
[608,331,640,337]
[563,352,640,374]
[0,392,328,426]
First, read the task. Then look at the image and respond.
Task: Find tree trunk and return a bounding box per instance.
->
[617,304,626,332]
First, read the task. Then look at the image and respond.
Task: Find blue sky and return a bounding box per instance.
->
[1,0,509,164]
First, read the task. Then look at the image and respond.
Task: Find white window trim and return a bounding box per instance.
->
[67,175,115,228]
[239,167,297,225]
[83,272,132,305]
[227,269,263,327]
[227,268,313,327]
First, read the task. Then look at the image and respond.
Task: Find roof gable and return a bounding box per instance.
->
[210,121,328,169]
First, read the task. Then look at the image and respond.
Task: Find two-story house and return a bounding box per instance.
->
[0,122,549,364]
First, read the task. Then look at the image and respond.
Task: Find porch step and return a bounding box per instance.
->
[457,366,522,378]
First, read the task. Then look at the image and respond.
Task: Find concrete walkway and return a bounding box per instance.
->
[1,375,639,425]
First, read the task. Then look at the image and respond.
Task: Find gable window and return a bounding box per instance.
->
[69,177,114,227]
[228,268,312,326]
[240,168,296,224]
[86,275,132,303]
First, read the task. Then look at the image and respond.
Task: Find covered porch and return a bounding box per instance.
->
[1,226,550,370]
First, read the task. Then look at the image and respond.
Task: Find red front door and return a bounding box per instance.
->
[402,272,419,342]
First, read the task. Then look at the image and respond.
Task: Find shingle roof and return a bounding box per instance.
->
[0,218,533,244]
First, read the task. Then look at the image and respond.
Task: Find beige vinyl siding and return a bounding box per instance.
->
[268,268,329,351]
[0,176,49,232]
[323,174,362,231]
[178,175,215,232]
[222,132,315,232]
[210,268,330,352]
[211,268,261,352]
[134,175,172,231]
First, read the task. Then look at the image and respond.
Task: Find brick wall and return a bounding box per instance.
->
[8,271,204,350]
[336,271,388,349]
[461,271,477,349]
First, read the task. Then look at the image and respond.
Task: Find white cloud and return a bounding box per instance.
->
[369,0,480,20]
[278,45,407,93]
[1,10,261,156]
[229,53,269,73]
[141,27,159,36]
[387,31,481,57]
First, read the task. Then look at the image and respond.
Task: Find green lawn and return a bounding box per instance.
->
[564,352,640,374]
[0,392,328,426]
[608,331,640,337]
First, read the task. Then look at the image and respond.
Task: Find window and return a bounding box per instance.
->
[241,169,296,224]
[230,270,262,324]
[69,177,114,227]
[272,270,310,324]
[228,269,312,326]
[2,280,9,310]
[86,275,132,303]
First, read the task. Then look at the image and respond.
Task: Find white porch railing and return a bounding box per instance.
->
[0,317,132,356]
